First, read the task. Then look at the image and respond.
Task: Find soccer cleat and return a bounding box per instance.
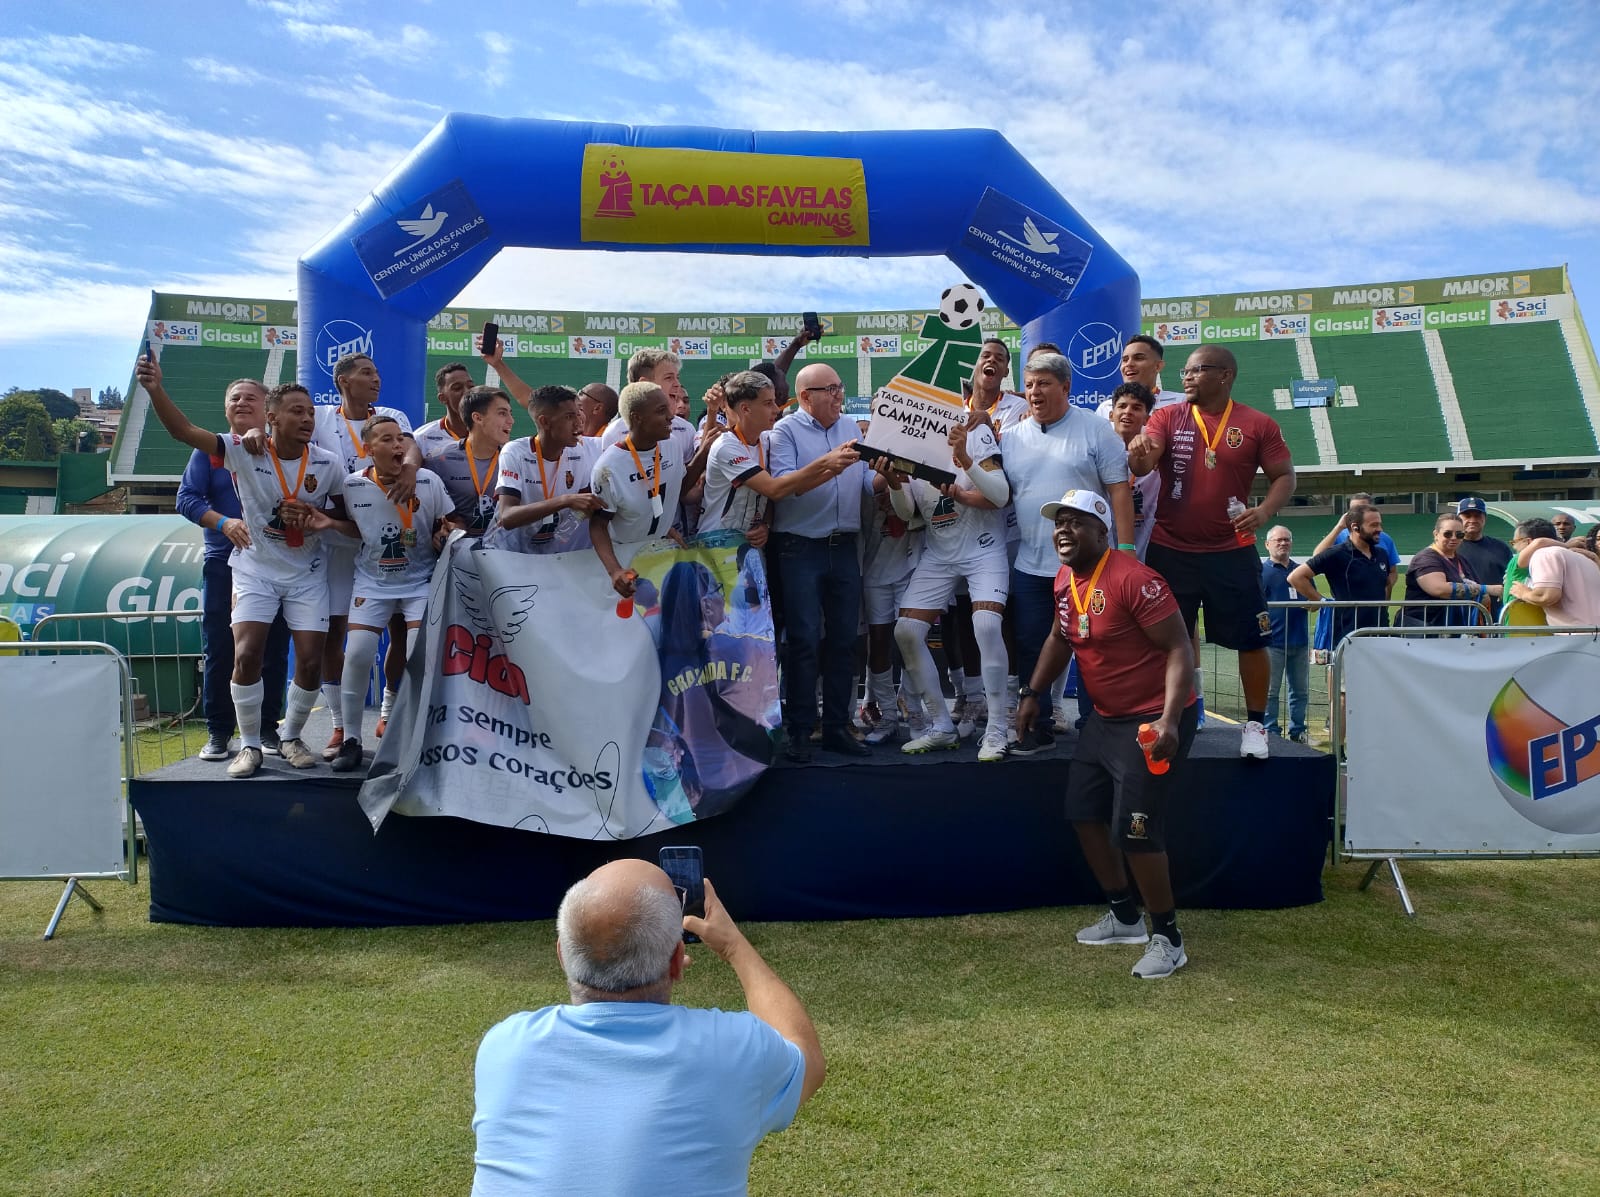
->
[855,700,883,731]
[279,738,318,769]
[329,738,365,773]
[374,717,388,740]
[902,728,960,754]
[864,719,900,745]
[226,746,263,779]
[956,713,977,740]
[260,729,282,757]
[977,726,1009,762]
[1076,909,1150,946]
[1240,720,1270,760]
[198,734,231,762]
[1132,933,1188,979]
[322,727,345,761]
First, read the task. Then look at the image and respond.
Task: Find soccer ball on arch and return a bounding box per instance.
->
[938,283,985,330]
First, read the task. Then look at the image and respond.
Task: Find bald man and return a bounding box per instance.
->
[470,859,825,1196]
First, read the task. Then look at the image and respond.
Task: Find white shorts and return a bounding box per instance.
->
[864,576,913,626]
[232,568,329,632]
[901,554,1010,613]
[348,588,426,627]
[325,544,357,616]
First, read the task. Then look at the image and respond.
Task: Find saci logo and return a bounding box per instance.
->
[1485,651,1600,834]
[1490,297,1553,325]
[151,320,201,344]
[1156,320,1201,345]
[1371,306,1424,333]
[1258,314,1309,339]
[314,320,374,377]
[1069,322,1123,379]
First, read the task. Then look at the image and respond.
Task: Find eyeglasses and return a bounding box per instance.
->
[1439,530,1466,540]
[1179,364,1229,377]
[803,383,845,397]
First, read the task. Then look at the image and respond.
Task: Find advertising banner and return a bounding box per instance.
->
[360,531,779,839]
[1140,266,1565,320]
[579,144,869,247]
[1344,635,1600,855]
[352,179,493,299]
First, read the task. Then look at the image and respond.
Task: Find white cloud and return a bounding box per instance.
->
[281,20,432,62]
[480,31,513,89]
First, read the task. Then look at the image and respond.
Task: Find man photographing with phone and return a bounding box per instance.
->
[470,859,825,1196]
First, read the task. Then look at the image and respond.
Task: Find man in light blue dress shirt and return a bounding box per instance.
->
[768,363,876,763]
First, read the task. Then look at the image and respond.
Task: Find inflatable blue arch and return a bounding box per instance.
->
[298,116,1139,423]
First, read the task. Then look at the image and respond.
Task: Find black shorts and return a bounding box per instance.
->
[1145,542,1271,651]
[1063,704,1200,853]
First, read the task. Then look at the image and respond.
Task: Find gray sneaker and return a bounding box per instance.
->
[1076,910,1150,946]
[278,737,318,769]
[198,734,231,762]
[226,746,263,779]
[1132,933,1188,979]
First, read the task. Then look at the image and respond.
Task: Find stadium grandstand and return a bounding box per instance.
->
[109,265,1600,553]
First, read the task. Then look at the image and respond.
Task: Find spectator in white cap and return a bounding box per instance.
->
[1015,487,1200,979]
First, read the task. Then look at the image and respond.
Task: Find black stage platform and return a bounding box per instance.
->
[131,711,1334,928]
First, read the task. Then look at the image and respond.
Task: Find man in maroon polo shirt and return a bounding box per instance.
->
[1015,488,1199,979]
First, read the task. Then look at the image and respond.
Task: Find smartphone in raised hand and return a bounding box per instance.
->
[658,845,704,943]
[481,321,500,357]
[802,312,824,341]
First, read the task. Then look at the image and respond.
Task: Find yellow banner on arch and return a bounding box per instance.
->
[579,143,869,248]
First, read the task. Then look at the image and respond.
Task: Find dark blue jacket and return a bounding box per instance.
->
[175,444,239,563]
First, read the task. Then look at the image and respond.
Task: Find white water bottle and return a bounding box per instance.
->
[1226,496,1254,547]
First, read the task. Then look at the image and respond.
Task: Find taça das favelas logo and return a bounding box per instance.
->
[579,144,869,247]
[1485,651,1600,834]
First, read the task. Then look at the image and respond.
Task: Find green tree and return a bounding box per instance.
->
[0,395,60,460]
[98,385,124,409]
[53,417,97,452]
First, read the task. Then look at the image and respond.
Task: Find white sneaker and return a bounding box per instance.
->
[1240,720,1269,760]
[902,727,960,754]
[977,726,1009,762]
[864,719,899,745]
[1132,933,1188,979]
[1052,704,1074,734]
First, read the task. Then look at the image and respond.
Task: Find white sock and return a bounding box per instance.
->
[321,682,343,730]
[1050,670,1067,707]
[949,667,964,700]
[230,680,264,750]
[1194,666,1206,701]
[342,629,382,742]
[897,671,924,719]
[1006,673,1020,709]
[379,687,397,720]
[965,672,984,702]
[895,617,954,734]
[281,681,319,742]
[868,668,895,711]
[973,609,1009,729]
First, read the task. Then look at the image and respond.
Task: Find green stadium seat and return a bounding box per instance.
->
[128,347,273,477]
[1309,332,1451,465]
[1218,341,1321,467]
[1438,323,1600,459]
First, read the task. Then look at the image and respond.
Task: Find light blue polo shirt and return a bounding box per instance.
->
[472,1001,806,1197]
[1004,405,1131,577]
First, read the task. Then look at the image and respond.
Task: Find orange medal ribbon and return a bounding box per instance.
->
[267,441,310,548]
[1190,398,1233,470]
[625,435,663,517]
[1068,549,1111,640]
[341,409,370,460]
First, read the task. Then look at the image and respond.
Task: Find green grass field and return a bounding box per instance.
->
[3,852,1596,1197]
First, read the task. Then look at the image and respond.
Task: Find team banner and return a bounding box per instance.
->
[579,144,870,247]
[359,531,779,839]
[1344,635,1600,855]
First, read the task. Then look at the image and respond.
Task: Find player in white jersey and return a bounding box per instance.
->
[311,352,419,760]
[485,385,605,554]
[420,385,515,536]
[967,337,1029,431]
[137,357,344,778]
[412,360,474,460]
[1107,382,1161,559]
[858,467,926,745]
[887,420,1014,761]
[697,370,860,544]
[601,347,708,534]
[1093,334,1186,419]
[591,382,718,598]
[300,416,454,773]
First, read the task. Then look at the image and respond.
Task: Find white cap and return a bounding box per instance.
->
[1040,488,1112,532]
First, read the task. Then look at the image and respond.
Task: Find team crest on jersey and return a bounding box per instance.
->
[1090,588,1106,615]
[1141,579,1165,600]
[1127,812,1150,840]
[1257,610,1272,635]
[353,597,365,607]
[565,470,575,488]
[304,474,318,493]
[1225,427,1243,449]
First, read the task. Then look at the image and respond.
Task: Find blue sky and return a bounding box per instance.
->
[2,0,1597,398]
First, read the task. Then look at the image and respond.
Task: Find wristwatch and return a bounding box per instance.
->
[1017,683,1037,699]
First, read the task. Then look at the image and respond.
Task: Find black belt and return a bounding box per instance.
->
[779,530,857,547]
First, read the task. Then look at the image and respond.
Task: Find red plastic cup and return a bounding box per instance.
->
[615,570,638,618]
[1137,723,1170,775]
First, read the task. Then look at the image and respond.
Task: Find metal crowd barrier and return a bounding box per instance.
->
[0,640,139,937]
[1328,622,1600,916]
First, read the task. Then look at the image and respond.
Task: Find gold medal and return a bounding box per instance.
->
[401,527,417,547]
[1205,448,1217,470]
[1078,612,1090,638]
[1069,551,1110,642]
[1192,400,1232,474]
